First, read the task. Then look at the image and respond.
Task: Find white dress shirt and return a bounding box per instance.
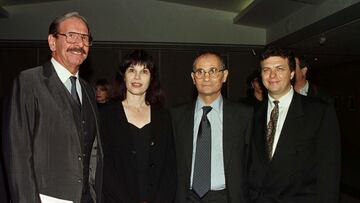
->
[190,95,226,191]
[267,87,294,157]
[51,58,82,104]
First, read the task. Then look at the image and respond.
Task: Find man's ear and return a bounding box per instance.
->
[48,35,56,51]
[191,72,196,84]
[222,69,229,83]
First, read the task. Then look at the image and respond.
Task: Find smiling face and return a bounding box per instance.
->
[261,56,295,99]
[48,17,89,74]
[191,54,228,104]
[124,64,151,97]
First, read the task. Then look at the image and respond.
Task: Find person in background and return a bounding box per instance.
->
[99,50,176,203]
[95,78,112,106]
[294,55,333,103]
[240,69,266,112]
[171,51,253,203]
[248,46,340,203]
[2,11,102,203]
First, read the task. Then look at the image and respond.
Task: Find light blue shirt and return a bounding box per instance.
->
[51,58,82,104]
[190,95,226,190]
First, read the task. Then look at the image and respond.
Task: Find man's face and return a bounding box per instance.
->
[48,17,89,74]
[191,54,228,100]
[261,56,294,99]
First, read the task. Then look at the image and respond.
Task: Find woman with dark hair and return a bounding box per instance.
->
[99,50,176,203]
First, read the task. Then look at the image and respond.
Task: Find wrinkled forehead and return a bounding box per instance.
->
[194,54,222,69]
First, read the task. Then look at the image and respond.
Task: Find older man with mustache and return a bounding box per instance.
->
[3,11,102,203]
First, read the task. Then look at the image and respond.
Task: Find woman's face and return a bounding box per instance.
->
[124,64,151,97]
[95,86,109,103]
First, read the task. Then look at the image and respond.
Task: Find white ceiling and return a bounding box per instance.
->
[1,0,359,69]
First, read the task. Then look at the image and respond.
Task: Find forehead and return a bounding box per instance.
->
[58,17,88,33]
[194,54,221,69]
[261,56,289,69]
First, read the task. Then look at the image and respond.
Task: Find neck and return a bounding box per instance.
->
[199,93,220,105]
[123,93,147,107]
[294,79,306,93]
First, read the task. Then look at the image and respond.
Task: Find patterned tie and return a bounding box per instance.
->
[192,106,212,198]
[70,76,81,107]
[266,100,279,160]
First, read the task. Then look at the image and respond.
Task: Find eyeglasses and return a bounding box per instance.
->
[56,32,93,46]
[193,67,225,79]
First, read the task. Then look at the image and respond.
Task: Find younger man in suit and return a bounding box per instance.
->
[3,12,102,203]
[248,46,340,203]
[171,51,252,203]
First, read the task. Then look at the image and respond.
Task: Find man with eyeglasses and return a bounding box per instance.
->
[3,12,102,203]
[171,51,253,203]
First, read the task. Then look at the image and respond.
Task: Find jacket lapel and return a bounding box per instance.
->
[271,93,304,161]
[183,102,196,172]
[254,101,269,165]
[222,99,238,170]
[42,61,81,148]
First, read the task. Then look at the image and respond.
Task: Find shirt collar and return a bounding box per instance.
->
[299,80,309,96]
[195,94,223,114]
[268,86,294,109]
[51,57,79,83]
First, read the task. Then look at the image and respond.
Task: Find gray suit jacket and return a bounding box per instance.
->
[2,61,103,203]
[171,98,253,203]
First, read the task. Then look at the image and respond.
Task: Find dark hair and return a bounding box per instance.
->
[118,50,164,106]
[260,46,296,72]
[296,55,308,69]
[95,78,111,91]
[48,11,91,38]
[192,51,225,71]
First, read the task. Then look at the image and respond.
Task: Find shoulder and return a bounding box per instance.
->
[224,98,253,115]
[99,100,122,116]
[170,101,194,116]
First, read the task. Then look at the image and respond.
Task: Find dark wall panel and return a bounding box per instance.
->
[228,51,260,101]
[160,50,197,107]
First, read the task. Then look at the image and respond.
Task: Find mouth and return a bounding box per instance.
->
[67,47,86,55]
[131,82,142,87]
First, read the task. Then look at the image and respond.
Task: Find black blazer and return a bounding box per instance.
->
[2,61,103,203]
[99,101,176,203]
[171,98,253,203]
[248,93,341,203]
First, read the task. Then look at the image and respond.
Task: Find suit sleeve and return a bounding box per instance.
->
[2,75,41,203]
[317,103,341,203]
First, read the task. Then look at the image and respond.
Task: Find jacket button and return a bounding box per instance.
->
[78,156,82,161]
[150,141,155,146]
[150,163,155,167]
[77,179,82,183]
[131,150,137,155]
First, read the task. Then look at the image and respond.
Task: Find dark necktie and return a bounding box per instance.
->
[266,100,279,160]
[70,76,81,106]
[192,106,212,198]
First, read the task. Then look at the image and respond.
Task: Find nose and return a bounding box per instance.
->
[203,72,211,81]
[134,71,141,79]
[269,69,276,78]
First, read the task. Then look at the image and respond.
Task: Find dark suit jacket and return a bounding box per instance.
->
[2,61,103,203]
[171,98,253,203]
[248,93,341,203]
[99,101,176,203]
